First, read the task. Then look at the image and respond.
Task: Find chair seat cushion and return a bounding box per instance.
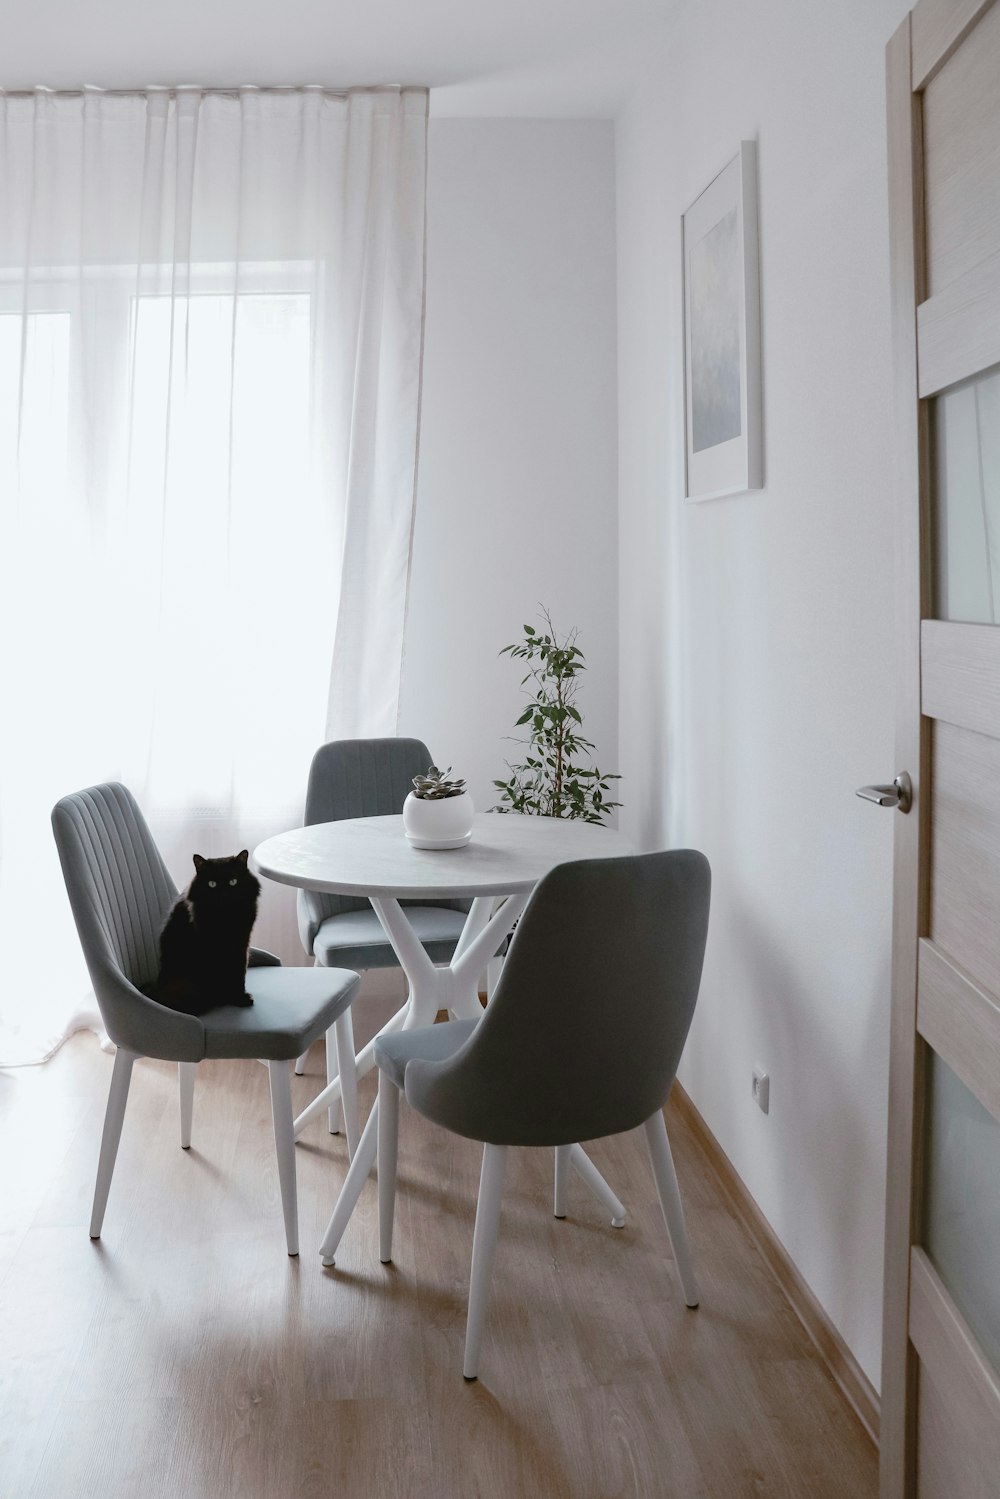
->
[313,905,466,970]
[374,1018,479,1091]
[202,965,360,1062]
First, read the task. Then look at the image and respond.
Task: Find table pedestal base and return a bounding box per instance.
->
[319,1118,625,1266]
[294,894,517,1138]
[290,894,626,1260]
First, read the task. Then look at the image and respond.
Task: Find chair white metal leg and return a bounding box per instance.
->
[553,1143,571,1218]
[327,1043,343,1136]
[296,955,324,1077]
[90,1048,136,1239]
[378,1071,400,1264]
[178,1061,196,1149]
[333,1009,359,1159]
[325,1028,341,1137]
[267,1060,299,1256]
[568,1143,626,1227]
[315,953,341,1133]
[319,1100,380,1266]
[644,1111,699,1308]
[463,1143,508,1380]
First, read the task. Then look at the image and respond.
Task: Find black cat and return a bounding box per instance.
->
[148,851,261,1016]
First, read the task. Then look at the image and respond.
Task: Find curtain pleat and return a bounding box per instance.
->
[0,85,428,1064]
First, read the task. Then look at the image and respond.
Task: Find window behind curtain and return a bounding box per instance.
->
[0,86,428,1062]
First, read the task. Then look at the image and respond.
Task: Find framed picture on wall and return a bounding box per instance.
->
[682,140,762,501]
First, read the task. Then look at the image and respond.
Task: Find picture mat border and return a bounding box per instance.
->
[683,140,763,502]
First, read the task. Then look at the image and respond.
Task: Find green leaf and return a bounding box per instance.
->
[496,605,623,822]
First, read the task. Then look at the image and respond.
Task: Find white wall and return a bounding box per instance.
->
[399,119,619,812]
[616,0,910,1386]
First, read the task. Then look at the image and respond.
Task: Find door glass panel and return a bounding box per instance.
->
[924,1050,1000,1371]
[934,363,1000,622]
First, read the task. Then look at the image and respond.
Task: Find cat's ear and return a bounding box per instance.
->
[236,850,249,863]
[193,854,205,870]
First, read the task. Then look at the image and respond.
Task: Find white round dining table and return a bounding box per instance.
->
[254,808,633,900]
[253,810,635,1259]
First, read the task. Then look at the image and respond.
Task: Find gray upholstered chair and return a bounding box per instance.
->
[294,737,469,1119]
[370,848,711,1378]
[52,782,361,1256]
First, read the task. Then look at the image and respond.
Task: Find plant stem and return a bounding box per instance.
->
[553,660,565,816]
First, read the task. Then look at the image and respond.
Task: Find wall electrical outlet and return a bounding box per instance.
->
[752,1067,770,1115]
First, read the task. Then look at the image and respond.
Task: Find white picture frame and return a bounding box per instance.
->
[683,140,762,501]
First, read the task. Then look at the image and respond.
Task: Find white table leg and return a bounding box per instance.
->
[312,891,630,1255]
[298,897,520,1138]
[319,1100,380,1266]
[449,897,500,1018]
[371,897,453,1027]
[453,899,626,1227]
[447,895,526,1019]
[294,1003,407,1138]
[567,1143,626,1227]
[453,896,493,960]
[486,955,504,1000]
[314,895,527,1253]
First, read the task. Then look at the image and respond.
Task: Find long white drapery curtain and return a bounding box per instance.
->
[0,86,428,1064]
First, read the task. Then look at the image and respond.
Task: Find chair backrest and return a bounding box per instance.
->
[296,736,465,952]
[403,849,711,1147]
[51,783,204,1060]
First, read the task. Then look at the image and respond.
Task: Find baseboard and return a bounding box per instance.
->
[670,1082,880,1448]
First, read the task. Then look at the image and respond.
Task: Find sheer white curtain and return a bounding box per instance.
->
[0,85,428,1064]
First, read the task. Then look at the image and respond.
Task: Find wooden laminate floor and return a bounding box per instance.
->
[0,1019,878,1499]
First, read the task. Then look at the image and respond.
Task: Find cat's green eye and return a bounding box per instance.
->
[229,878,238,886]
[207,879,217,888]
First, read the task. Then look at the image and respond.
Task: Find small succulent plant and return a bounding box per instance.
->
[411,765,467,801]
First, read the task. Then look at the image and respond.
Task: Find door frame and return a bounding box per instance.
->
[882,3,1000,1495]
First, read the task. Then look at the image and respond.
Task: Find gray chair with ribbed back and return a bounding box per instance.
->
[293,738,469,1120]
[368,848,711,1379]
[52,782,361,1256]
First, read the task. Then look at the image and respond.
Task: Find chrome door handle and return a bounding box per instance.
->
[856,772,912,813]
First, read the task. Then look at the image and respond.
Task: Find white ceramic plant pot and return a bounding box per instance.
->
[402,790,474,850]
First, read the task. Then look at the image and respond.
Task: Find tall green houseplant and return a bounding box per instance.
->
[493,610,621,824]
